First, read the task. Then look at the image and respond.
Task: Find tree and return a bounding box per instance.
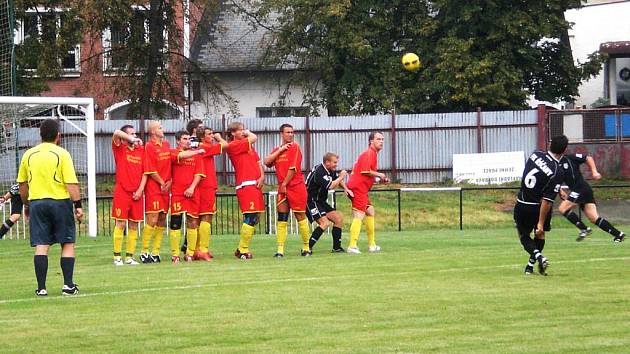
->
[252,0,604,114]
[12,0,223,119]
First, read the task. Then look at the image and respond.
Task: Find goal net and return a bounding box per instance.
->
[0,96,96,238]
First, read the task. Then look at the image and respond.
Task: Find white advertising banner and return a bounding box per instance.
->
[453,151,525,185]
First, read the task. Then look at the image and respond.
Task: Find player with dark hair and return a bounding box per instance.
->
[193,127,227,260]
[226,122,265,260]
[558,153,625,242]
[264,123,311,257]
[141,121,171,263]
[186,119,204,149]
[346,131,389,254]
[17,119,83,296]
[168,131,206,263]
[111,125,147,265]
[0,183,23,239]
[515,135,568,275]
[305,152,353,253]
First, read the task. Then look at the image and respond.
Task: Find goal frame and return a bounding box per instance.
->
[0,96,97,237]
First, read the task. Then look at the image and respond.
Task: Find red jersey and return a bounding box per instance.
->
[112,139,144,193]
[271,142,304,187]
[144,139,172,195]
[198,142,222,189]
[226,138,261,185]
[170,149,205,195]
[347,146,378,192]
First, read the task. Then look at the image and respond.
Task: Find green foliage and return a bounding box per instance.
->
[255,0,605,114]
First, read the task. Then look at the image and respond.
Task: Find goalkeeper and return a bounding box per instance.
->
[0,183,23,239]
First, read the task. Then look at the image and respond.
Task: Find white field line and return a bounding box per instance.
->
[1,256,629,305]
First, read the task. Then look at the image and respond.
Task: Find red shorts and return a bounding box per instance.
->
[171,192,201,218]
[277,184,307,212]
[199,187,217,215]
[112,186,144,222]
[349,189,372,212]
[236,185,265,214]
[145,192,169,214]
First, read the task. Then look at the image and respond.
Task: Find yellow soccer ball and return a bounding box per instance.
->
[401,52,421,71]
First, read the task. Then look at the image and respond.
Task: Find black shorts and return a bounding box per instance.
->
[306,199,335,223]
[10,195,23,215]
[513,202,552,236]
[29,199,76,247]
[567,183,596,207]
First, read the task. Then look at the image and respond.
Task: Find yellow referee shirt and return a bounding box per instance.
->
[16,142,79,200]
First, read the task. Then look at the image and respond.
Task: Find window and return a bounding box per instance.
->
[256,106,309,118]
[102,7,167,72]
[16,10,81,73]
[192,80,201,102]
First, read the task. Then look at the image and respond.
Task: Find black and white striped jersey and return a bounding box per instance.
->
[516,151,564,205]
[305,164,337,202]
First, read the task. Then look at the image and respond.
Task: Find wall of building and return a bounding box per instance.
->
[565,1,630,107]
[189,71,326,119]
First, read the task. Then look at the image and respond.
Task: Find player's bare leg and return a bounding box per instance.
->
[326,211,345,252]
[365,205,380,252]
[309,216,330,252]
[559,199,591,241]
[583,203,625,242]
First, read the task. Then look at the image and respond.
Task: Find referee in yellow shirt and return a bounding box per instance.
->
[17,119,83,296]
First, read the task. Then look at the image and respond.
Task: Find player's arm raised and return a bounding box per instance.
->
[213,133,228,149]
[243,129,258,144]
[113,129,142,146]
[178,148,206,160]
[585,156,601,180]
[264,143,291,167]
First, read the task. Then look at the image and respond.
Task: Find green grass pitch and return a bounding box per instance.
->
[1,227,629,353]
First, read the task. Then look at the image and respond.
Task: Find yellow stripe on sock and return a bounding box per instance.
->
[276,221,288,254]
[297,219,311,251]
[141,224,154,254]
[169,230,181,257]
[365,215,376,247]
[113,226,124,254]
[125,228,138,256]
[348,218,362,248]
[198,221,211,253]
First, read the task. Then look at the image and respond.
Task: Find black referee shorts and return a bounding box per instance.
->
[513,202,552,237]
[306,199,335,223]
[29,199,76,247]
[10,195,23,215]
[567,183,596,208]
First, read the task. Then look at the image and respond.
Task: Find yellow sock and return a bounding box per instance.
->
[186,228,198,256]
[125,228,138,257]
[113,226,124,257]
[169,229,181,257]
[152,226,165,255]
[276,221,288,254]
[297,219,311,251]
[141,224,154,254]
[239,224,256,253]
[198,221,211,253]
[365,215,376,247]
[348,218,362,248]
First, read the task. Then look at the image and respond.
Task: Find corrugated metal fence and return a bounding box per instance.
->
[94,109,539,184]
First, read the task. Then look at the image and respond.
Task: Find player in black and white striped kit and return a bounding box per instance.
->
[305,152,353,253]
[514,135,567,275]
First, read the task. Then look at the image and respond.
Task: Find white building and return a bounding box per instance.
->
[188,2,323,119]
[566,0,630,107]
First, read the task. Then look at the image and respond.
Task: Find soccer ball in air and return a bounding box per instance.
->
[402,53,421,72]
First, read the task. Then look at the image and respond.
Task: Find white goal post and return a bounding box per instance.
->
[0,96,97,237]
